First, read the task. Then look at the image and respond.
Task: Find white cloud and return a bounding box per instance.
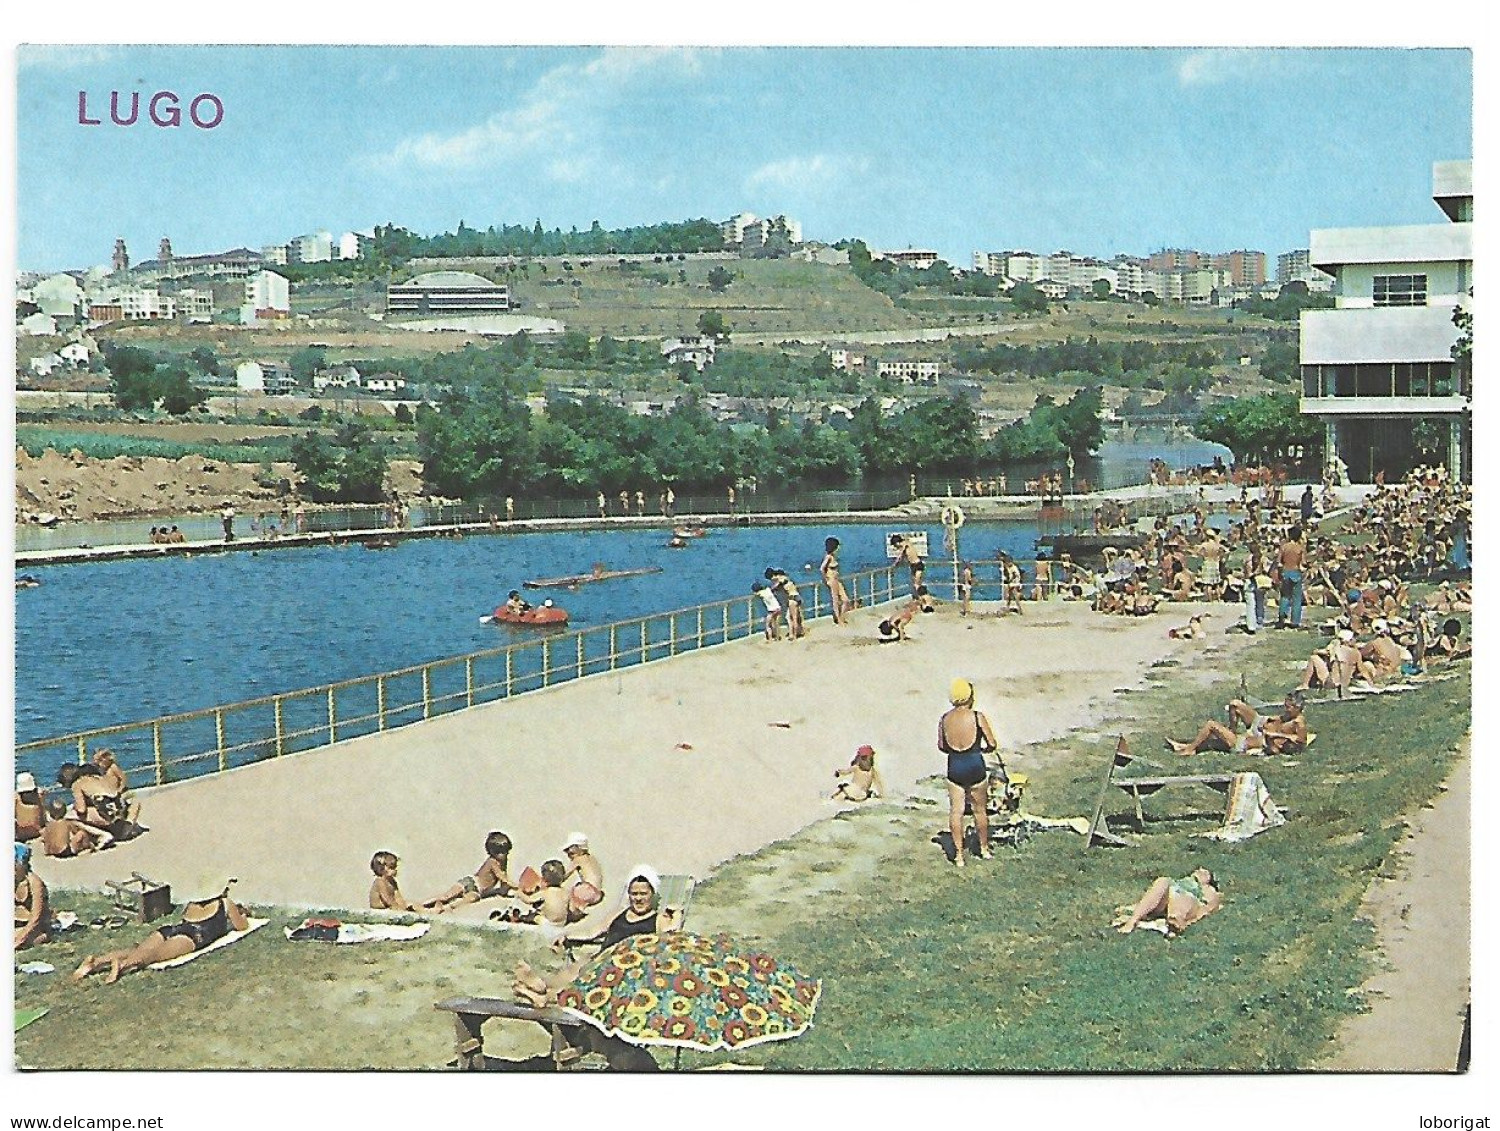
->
[368,47,706,176]
[1177,48,1283,86]
[744,154,870,195]
[17,45,117,70]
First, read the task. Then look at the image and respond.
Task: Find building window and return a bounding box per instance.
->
[1372,274,1427,307]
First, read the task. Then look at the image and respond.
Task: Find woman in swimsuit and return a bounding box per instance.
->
[72,883,250,985]
[512,868,684,1009]
[938,678,999,868]
[1115,868,1222,936]
[820,537,853,625]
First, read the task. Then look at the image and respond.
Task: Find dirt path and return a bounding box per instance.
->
[1323,736,1470,1072]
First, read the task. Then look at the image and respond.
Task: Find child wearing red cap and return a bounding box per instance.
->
[833,745,884,802]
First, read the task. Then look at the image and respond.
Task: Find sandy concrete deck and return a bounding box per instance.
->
[33,598,1247,915]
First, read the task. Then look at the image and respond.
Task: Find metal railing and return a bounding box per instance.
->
[17,562,925,790]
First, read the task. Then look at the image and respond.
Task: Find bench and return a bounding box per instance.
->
[434,996,590,1071]
[1086,737,1233,847]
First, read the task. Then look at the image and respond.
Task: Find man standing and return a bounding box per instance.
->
[597,491,607,520]
[221,504,235,543]
[1277,524,1307,628]
[505,495,516,523]
[1300,485,1316,524]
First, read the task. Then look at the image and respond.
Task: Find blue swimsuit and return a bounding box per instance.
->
[940,713,993,788]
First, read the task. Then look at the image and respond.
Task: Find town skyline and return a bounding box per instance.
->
[16,45,1471,275]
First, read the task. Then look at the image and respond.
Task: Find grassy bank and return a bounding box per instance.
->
[16,427,296,466]
[15,611,1468,1071]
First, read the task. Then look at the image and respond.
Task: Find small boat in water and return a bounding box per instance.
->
[482,599,569,627]
[523,564,664,590]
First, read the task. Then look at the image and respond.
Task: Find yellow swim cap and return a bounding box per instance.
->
[949,678,974,705]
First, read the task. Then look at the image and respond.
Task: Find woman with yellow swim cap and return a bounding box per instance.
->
[937,678,999,868]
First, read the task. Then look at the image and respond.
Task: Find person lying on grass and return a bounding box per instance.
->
[72,882,249,984]
[1296,630,1371,696]
[1165,693,1307,757]
[1114,867,1222,936]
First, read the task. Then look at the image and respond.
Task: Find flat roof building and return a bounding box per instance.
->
[1299,160,1471,482]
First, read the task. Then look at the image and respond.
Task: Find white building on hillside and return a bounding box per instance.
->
[1299,159,1471,482]
[242,270,291,324]
[662,335,717,371]
[235,360,296,395]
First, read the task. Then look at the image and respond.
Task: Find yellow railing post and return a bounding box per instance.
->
[465,657,474,707]
[542,640,551,687]
[215,709,227,772]
[327,688,337,744]
[152,722,164,785]
[506,650,513,697]
[609,625,617,671]
[696,607,704,647]
[723,604,730,642]
[377,678,387,731]
[669,613,677,656]
[640,621,648,662]
[422,667,432,719]
[77,736,87,766]
[576,634,584,678]
[274,697,285,756]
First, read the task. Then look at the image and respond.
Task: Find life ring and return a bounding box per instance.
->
[940,504,966,529]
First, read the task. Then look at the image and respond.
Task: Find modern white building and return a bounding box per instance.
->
[235,361,297,395]
[1299,159,1471,481]
[117,289,175,320]
[241,270,291,324]
[175,288,214,323]
[661,335,717,371]
[30,273,84,318]
[876,359,941,384]
[386,271,511,316]
[872,248,941,271]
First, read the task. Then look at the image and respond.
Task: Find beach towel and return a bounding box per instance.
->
[148,917,268,970]
[14,1007,49,1033]
[283,921,430,944]
[1015,812,1091,835]
[1200,772,1284,842]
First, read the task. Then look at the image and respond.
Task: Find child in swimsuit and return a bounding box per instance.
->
[560,833,605,916]
[424,831,516,913]
[833,745,884,802]
[368,851,428,913]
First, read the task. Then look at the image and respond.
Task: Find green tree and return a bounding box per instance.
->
[289,346,327,385]
[1193,393,1323,465]
[1091,278,1113,300]
[156,365,208,415]
[1009,282,1049,314]
[290,430,342,499]
[706,266,733,293]
[1259,339,1300,384]
[697,310,729,340]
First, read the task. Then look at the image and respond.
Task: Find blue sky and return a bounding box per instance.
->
[15,45,1472,273]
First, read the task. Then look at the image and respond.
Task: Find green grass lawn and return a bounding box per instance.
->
[15,611,1468,1071]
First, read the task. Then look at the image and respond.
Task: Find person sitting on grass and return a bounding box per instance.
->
[422,831,516,914]
[1427,618,1471,662]
[1163,559,1196,601]
[1114,867,1222,937]
[40,798,114,857]
[833,745,885,802]
[71,882,250,985]
[1165,693,1308,757]
[559,833,605,918]
[878,587,934,642]
[15,842,51,951]
[368,851,431,913]
[1359,621,1411,683]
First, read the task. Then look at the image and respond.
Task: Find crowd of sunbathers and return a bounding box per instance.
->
[14,750,145,860]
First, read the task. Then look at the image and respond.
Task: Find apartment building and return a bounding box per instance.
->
[1299,160,1471,481]
[872,248,941,270]
[241,269,291,324]
[235,361,296,395]
[876,359,940,384]
[175,288,214,323]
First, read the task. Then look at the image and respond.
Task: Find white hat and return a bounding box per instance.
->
[16,771,37,792]
[1338,628,1356,643]
[562,831,589,853]
[1380,580,1393,590]
[626,864,661,894]
[1372,619,1389,633]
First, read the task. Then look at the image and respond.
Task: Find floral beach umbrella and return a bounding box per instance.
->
[555,932,822,1052]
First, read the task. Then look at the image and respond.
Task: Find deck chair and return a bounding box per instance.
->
[561,874,696,961]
